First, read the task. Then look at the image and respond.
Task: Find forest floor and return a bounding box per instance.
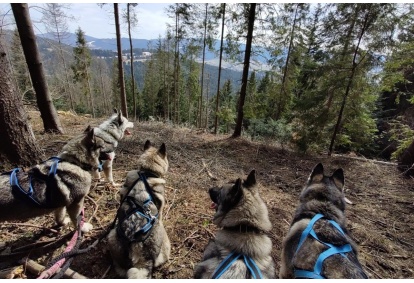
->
[0,109,413,279]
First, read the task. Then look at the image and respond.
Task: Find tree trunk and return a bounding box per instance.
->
[398,139,414,176]
[328,7,371,155]
[198,3,208,128]
[11,3,64,134]
[277,4,299,120]
[127,4,137,120]
[214,3,226,135]
[114,3,128,117]
[232,3,256,138]
[0,38,44,166]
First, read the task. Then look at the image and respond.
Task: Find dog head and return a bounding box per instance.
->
[113,108,134,137]
[60,126,114,171]
[299,163,346,212]
[208,170,272,232]
[137,140,169,177]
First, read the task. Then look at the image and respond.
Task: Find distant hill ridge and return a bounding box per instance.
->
[37,32,272,72]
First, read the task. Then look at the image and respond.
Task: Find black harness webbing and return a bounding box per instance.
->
[115,171,159,243]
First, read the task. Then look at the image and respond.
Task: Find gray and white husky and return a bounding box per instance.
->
[107,140,170,279]
[279,163,368,279]
[194,170,276,279]
[92,109,134,185]
[0,126,114,232]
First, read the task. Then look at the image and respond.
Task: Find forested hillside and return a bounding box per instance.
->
[2,3,413,161]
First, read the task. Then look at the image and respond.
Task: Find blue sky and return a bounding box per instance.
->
[0,3,173,40]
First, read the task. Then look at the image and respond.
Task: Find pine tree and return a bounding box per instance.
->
[71,27,95,117]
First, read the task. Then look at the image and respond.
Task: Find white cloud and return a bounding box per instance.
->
[0,3,172,40]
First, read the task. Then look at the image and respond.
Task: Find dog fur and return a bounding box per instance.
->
[107,140,170,279]
[92,109,134,185]
[194,170,276,279]
[279,163,368,279]
[0,126,113,233]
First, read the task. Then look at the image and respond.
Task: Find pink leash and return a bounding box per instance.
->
[37,209,85,279]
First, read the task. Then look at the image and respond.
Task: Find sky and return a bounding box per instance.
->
[0,3,174,40]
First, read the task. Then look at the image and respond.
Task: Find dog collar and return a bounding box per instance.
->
[224,224,262,234]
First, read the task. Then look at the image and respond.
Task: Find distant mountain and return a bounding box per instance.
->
[37,32,272,72]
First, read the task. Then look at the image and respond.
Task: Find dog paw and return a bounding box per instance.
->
[81,222,93,233]
[127,268,149,279]
[61,217,71,226]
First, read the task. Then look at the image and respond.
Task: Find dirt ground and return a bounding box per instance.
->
[0,110,413,279]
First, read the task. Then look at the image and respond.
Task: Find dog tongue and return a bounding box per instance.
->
[210,202,217,210]
[125,129,131,135]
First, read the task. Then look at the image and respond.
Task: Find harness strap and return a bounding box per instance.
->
[293,213,354,279]
[211,251,264,279]
[243,254,263,279]
[9,157,61,207]
[212,252,241,279]
[10,168,41,206]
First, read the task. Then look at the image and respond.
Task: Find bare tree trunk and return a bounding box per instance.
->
[0,38,44,166]
[214,3,226,135]
[127,3,137,120]
[198,3,208,128]
[277,4,299,120]
[11,3,64,134]
[328,7,371,156]
[114,3,128,117]
[98,62,109,115]
[86,68,95,118]
[232,3,256,138]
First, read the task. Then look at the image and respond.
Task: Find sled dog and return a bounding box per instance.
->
[279,163,368,279]
[0,126,113,232]
[107,140,170,278]
[194,170,276,279]
[92,109,134,185]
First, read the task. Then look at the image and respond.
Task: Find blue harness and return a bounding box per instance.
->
[116,172,159,243]
[212,251,263,279]
[8,157,61,207]
[293,213,353,279]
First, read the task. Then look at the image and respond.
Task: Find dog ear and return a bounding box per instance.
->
[83,125,92,133]
[117,111,123,124]
[82,126,95,147]
[158,143,167,158]
[309,163,324,183]
[331,168,344,190]
[144,140,151,150]
[230,178,243,202]
[243,170,256,188]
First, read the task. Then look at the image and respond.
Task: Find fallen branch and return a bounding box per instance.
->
[0,266,21,279]
[22,259,87,279]
[1,222,59,234]
[331,154,397,166]
[201,159,218,180]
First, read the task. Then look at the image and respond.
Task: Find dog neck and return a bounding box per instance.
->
[223,224,262,234]
[139,170,161,179]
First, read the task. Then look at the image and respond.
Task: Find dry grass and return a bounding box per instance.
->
[0,109,413,279]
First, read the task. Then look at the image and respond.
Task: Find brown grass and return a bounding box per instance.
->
[0,109,413,279]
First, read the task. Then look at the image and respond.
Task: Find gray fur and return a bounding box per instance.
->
[107,140,170,279]
[194,170,276,279]
[279,163,368,279]
[92,109,134,185]
[0,127,113,233]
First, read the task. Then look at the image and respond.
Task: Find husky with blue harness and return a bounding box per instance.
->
[107,140,170,278]
[194,170,276,279]
[280,163,368,279]
[0,126,114,233]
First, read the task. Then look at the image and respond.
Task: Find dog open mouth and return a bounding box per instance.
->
[124,129,132,135]
[99,152,113,161]
[210,202,218,210]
